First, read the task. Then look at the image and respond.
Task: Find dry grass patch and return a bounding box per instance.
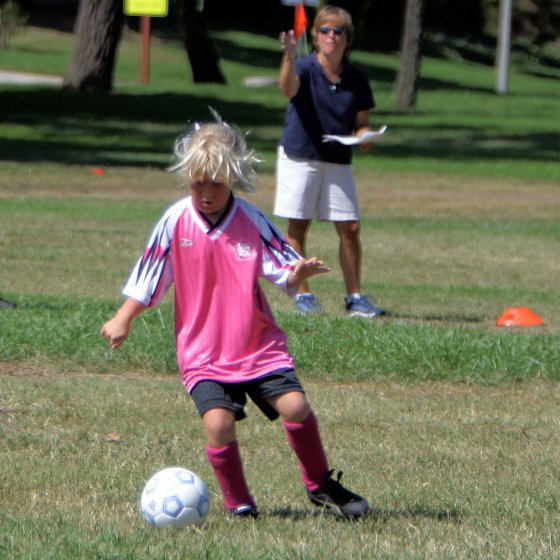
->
[2,370,560,559]
[2,166,558,329]
[352,169,560,220]
[5,165,559,220]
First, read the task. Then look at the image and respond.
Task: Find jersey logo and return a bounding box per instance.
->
[235,241,254,259]
[180,237,193,247]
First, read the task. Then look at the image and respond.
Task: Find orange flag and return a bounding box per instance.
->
[293,3,308,38]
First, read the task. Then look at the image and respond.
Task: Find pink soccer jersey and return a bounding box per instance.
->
[123,195,301,392]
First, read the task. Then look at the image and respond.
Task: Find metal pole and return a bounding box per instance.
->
[496,0,512,95]
[140,16,151,85]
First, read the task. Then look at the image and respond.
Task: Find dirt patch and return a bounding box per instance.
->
[0,360,173,382]
[0,361,49,377]
[2,169,558,220]
[353,170,560,219]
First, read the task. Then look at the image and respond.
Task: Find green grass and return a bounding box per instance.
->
[1,25,559,178]
[1,22,560,560]
[1,294,558,384]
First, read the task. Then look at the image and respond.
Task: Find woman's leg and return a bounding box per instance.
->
[335,220,362,295]
[286,218,313,294]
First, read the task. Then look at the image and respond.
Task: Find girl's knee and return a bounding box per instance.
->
[284,405,312,423]
[271,392,312,423]
[203,408,236,446]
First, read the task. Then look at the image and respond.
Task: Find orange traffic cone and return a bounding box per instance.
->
[496,307,544,327]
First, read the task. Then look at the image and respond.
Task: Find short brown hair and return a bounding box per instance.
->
[310,5,355,53]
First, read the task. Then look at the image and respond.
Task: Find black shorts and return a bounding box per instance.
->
[190,369,304,421]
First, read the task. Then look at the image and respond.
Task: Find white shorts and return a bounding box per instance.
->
[274,147,360,221]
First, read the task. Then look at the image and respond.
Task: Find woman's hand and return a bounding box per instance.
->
[356,126,375,153]
[279,29,298,60]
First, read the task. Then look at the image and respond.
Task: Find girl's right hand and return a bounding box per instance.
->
[100,298,146,349]
[100,316,131,349]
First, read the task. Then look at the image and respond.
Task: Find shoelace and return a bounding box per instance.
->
[328,469,343,482]
[323,470,356,501]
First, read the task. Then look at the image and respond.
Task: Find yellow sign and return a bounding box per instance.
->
[124,0,168,17]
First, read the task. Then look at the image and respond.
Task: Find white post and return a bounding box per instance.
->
[496,0,513,95]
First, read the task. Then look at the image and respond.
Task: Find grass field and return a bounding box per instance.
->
[1,21,560,559]
[2,367,560,559]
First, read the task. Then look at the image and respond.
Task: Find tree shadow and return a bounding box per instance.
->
[421,33,496,67]
[0,88,285,166]
[26,5,77,33]
[215,38,560,97]
[214,36,281,71]
[354,58,496,95]
[2,81,558,167]
[375,123,560,164]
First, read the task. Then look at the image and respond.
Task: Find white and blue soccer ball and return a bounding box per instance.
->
[141,467,210,528]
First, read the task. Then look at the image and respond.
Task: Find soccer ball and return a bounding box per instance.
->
[141,467,210,528]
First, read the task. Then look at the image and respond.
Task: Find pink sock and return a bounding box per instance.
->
[206,440,255,510]
[283,412,329,492]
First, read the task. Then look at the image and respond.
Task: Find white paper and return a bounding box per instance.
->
[322,125,387,145]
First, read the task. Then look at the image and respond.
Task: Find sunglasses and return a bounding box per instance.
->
[318,26,346,36]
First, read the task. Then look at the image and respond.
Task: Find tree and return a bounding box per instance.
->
[0,0,27,50]
[395,0,423,109]
[63,0,224,90]
[63,0,124,92]
[179,0,225,84]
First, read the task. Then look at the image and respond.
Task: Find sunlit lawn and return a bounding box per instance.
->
[1,21,560,560]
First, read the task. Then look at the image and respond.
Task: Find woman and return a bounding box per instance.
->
[275,5,386,318]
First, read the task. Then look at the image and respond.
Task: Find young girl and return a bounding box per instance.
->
[101,119,369,519]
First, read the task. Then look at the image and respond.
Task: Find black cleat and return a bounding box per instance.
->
[308,470,369,519]
[229,504,259,518]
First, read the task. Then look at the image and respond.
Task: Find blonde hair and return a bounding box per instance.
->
[311,5,355,53]
[169,119,259,193]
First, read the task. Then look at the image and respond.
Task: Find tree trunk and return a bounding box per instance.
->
[62,0,123,92]
[395,0,423,109]
[181,0,225,84]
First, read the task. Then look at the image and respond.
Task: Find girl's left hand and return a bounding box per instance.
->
[291,257,331,284]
